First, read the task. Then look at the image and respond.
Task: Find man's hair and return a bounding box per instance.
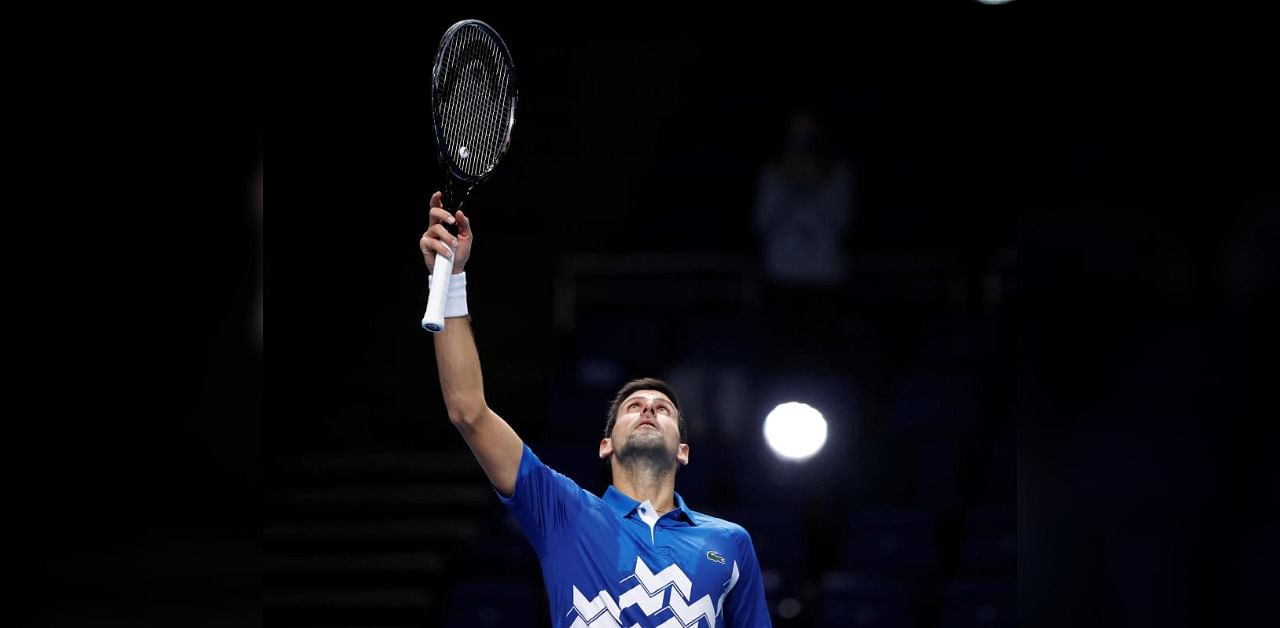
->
[604,377,687,444]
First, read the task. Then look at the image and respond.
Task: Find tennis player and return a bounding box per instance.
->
[421,191,772,627]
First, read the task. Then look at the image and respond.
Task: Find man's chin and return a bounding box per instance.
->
[616,439,675,466]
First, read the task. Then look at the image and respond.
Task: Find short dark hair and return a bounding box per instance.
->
[604,377,687,444]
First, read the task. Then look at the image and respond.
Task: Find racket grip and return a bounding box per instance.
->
[421,246,455,332]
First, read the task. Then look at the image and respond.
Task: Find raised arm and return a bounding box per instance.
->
[421,191,524,496]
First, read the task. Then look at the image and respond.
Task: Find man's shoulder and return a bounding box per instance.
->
[687,509,751,538]
[517,444,605,506]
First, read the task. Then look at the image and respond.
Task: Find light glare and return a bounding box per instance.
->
[763,402,828,461]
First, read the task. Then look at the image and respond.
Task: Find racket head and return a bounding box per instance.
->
[431,19,518,192]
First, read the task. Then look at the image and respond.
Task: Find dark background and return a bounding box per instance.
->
[263,4,1278,627]
[267,3,1016,627]
[6,1,1277,627]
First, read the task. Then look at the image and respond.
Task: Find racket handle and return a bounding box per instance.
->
[421,245,456,332]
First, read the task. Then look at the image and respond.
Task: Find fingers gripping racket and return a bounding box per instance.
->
[421,19,518,332]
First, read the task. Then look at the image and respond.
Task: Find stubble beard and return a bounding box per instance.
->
[615,430,677,476]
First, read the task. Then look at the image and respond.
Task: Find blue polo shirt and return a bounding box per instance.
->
[498,444,772,627]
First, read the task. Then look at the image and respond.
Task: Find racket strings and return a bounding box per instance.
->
[437,26,514,179]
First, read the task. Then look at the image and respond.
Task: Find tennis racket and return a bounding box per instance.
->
[421,19,518,332]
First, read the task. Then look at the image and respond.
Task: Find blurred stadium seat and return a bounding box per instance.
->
[891,372,980,434]
[979,438,1015,506]
[938,580,1014,628]
[915,434,963,512]
[443,579,541,628]
[676,312,763,366]
[956,506,1015,579]
[577,315,666,381]
[816,571,913,628]
[841,506,938,578]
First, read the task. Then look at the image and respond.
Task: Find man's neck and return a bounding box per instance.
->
[611,462,677,513]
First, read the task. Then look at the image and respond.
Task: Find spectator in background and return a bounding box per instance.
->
[752,108,856,366]
[753,108,855,287]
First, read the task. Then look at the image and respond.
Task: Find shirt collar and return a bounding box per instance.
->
[603,485,700,526]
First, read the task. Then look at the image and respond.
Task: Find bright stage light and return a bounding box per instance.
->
[763,402,828,461]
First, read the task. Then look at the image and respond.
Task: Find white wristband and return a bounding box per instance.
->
[427,271,469,318]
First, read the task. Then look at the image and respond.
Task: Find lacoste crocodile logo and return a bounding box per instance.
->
[706,550,726,565]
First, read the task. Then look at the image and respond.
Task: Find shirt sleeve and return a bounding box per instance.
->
[495,444,587,556]
[725,528,773,627]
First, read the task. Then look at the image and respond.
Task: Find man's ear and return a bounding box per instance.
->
[599,438,613,460]
[677,443,689,466]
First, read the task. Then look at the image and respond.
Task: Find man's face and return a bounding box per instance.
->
[600,389,688,466]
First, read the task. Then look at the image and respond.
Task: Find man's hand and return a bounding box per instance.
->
[420,191,474,274]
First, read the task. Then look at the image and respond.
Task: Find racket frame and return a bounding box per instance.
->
[422,19,517,333]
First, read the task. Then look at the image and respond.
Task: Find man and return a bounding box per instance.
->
[420,191,772,627]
